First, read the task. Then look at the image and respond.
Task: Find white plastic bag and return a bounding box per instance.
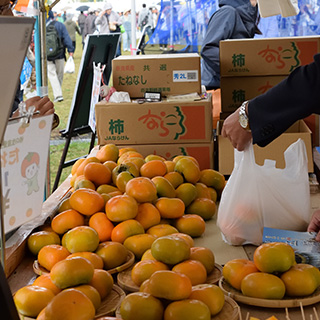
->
[64,56,75,74]
[217,139,310,246]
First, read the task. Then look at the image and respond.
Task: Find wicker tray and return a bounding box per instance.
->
[17,284,125,320]
[117,263,223,293]
[219,277,320,308]
[33,250,135,276]
[115,295,239,320]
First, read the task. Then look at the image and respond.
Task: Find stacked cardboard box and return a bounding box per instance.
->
[217,36,320,174]
[112,53,201,98]
[219,36,320,114]
[97,54,213,169]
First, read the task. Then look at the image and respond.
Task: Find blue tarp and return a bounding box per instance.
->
[147,0,320,51]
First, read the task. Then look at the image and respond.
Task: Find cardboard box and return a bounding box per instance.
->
[220,36,320,77]
[118,142,214,170]
[112,53,201,98]
[220,75,287,113]
[95,97,213,145]
[218,120,314,175]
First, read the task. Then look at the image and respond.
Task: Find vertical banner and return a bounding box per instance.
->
[89,62,105,133]
[1,115,53,233]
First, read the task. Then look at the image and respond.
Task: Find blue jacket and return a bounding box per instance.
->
[201,0,258,90]
[47,19,74,61]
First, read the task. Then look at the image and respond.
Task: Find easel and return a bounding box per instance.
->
[52,33,120,192]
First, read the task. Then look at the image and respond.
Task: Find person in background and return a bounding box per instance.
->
[220,53,320,240]
[0,0,55,119]
[83,8,98,39]
[121,9,132,52]
[64,12,81,53]
[138,3,153,40]
[95,2,122,56]
[77,10,86,47]
[46,10,74,103]
[201,0,259,90]
[56,12,64,22]
[95,2,121,34]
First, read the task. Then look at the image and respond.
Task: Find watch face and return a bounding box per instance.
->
[239,114,248,128]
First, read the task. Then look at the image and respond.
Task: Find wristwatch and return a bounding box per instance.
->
[239,101,250,131]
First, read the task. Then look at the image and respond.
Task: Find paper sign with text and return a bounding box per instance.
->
[1,115,53,233]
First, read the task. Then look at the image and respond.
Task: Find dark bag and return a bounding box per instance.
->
[141,14,149,27]
[46,21,64,59]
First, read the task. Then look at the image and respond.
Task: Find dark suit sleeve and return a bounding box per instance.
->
[248,54,320,147]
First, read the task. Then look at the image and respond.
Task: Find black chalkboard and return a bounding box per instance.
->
[53,33,120,192]
[63,33,120,135]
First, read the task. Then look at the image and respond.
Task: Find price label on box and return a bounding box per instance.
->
[1,115,53,233]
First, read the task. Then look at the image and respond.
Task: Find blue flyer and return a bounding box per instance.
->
[263,227,320,268]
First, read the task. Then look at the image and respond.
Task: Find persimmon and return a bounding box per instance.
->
[140,159,167,178]
[147,270,192,300]
[125,177,158,203]
[44,288,95,320]
[111,219,145,243]
[189,284,225,316]
[151,235,190,265]
[185,198,217,220]
[189,247,215,274]
[14,285,55,318]
[73,284,101,310]
[131,259,170,287]
[63,226,100,253]
[95,241,128,270]
[89,268,114,300]
[151,176,176,198]
[27,231,60,256]
[37,244,70,271]
[120,292,164,320]
[175,182,197,207]
[96,144,119,163]
[163,171,184,189]
[66,251,104,269]
[146,224,179,238]
[172,259,207,286]
[135,203,161,230]
[155,197,185,219]
[89,212,114,242]
[105,194,138,222]
[174,157,200,184]
[83,162,112,186]
[164,299,211,320]
[32,274,62,295]
[222,258,259,291]
[50,257,94,289]
[123,234,156,260]
[241,272,286,299]
[69,188,104,216]
[51,209,85,235]
[174,214,206,238]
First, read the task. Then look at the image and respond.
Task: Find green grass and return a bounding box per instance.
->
[48,34,91,192]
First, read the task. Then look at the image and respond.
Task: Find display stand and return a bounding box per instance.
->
[52,33,120,192]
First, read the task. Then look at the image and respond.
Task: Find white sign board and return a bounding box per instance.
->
[1,115,53,233]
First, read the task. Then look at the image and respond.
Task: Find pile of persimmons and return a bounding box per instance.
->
[222,242,320,300]
[14,143,228,320]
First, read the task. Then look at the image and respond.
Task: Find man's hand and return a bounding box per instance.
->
[308,209,320,242]
[221,107,252,151]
